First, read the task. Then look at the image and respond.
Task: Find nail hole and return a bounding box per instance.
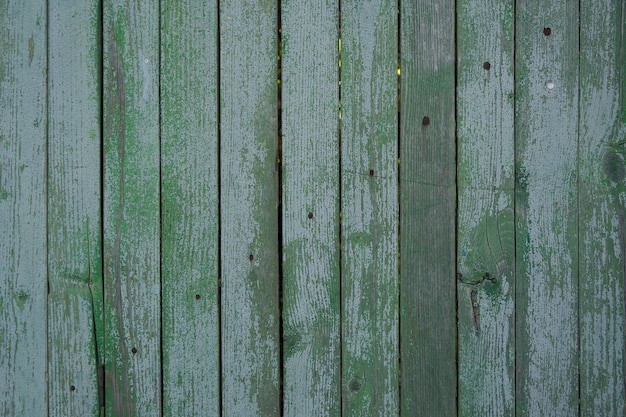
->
[369,169,374,176]
[70,385,76,392]
[195,294,201,300]
[483,61,491,70]
[131,347,137,354]
[543,27,551,36]
[249,254,254,261]
[422,116,430,126]
[308,212,313,219]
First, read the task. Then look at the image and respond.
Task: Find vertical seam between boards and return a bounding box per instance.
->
[396,1,402,414]
[338,1,344,414]
[512,0,518,410]
[216,0,223,414]
[45,0,50,413]
[277,1,284,414]
[99,0,106,410]
[158,0,164,413]
[576,0,582,411]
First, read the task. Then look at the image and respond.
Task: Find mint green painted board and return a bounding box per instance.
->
[47,1,103,415]
[103,1,161,415]
[456,0,515,414]
[579,0,626,413]
[340,1,398,415]
[281,1,340,415]
[514,0,579,414]
[0,1,47,415]
[161,1,220,415]
[219,0,281,415]
[399,0,456,414]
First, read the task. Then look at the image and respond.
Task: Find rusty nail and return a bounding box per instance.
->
[422,116,430,126]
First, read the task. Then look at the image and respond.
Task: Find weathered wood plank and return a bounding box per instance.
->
[219,1,281,415]
[579,0,626,413]
[103,1,161,415]
[514,0,579,415]
[340,1,398,415]
[0,1,47,415]
[47,1,103,415]
[281,1,340,415]
[399,0,456,414]
[456,0,515,415]
[161,1,220,415]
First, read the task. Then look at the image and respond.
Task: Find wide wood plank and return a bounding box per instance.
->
[47,1,103,415]
[281,1,340,415]
[219,0,281,415]
[579,0,626,413]
[514,0,579,415]
[340,1,398,415]
[0,2,47,415]
[399,0,456,414]
[161,1,220,415]
[456,0,515,415]
[103,1,161,415]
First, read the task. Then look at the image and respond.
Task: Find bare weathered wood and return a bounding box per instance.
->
[514,0,580,415]
[579,0,626,413]
[103,1,161,415]
[399,0,456,415]
[0,1,47,415]
[456,0,515,415]
[219,0,281,415]
[340,1,399,415]
[281,1,340,415]
[161,1,220,415]
[47,1,103,415]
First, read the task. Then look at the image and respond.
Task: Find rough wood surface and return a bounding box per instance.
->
[340,1,399,415]
[219,0,281,415]
[456,0,515,415]
[399,0,456,414]
[0,1,47,415]
[281,1,341,415]
[579,0,626,413]
[103,1,161,415]
[161,1,220,415]
[47,1,103,415]
[514,0,580,415]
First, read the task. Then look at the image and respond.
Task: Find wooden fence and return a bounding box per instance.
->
[1,0,625,416]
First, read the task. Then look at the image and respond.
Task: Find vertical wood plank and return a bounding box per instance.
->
[514,0,579,414]
[0,1,47,415]
[281,1,340,415]
[103,1,161,415]
[220,1,281,416]
[340,1,399,415]
[47,1,103,415]
[161,1,220,415]
[456,0,515,415]
[399,0,456,414]
[579,0,626,413]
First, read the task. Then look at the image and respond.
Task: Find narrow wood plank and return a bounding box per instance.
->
[47,1,103,415]
[161,1,220,415]
[340,1,398,415]
[399,0,456,414]
[456,0,515,415]
[579,0,626,413]
[514,1,579,415]
[281,1,340,415]
[219,1,281,415]
[0,1,47,415]
[103,1,161,415]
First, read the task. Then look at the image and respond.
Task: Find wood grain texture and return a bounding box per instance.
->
[399,0,456,414]
[579,0,626,413]
[103,1,161,415]
[47,1,103,415]
[219,0,281,415]
[161,1,220,415]
[281,1,340,415]
[456,0,515,415]
[0,1,47,415]
[514,0,579,415]
[340,1,398,415]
